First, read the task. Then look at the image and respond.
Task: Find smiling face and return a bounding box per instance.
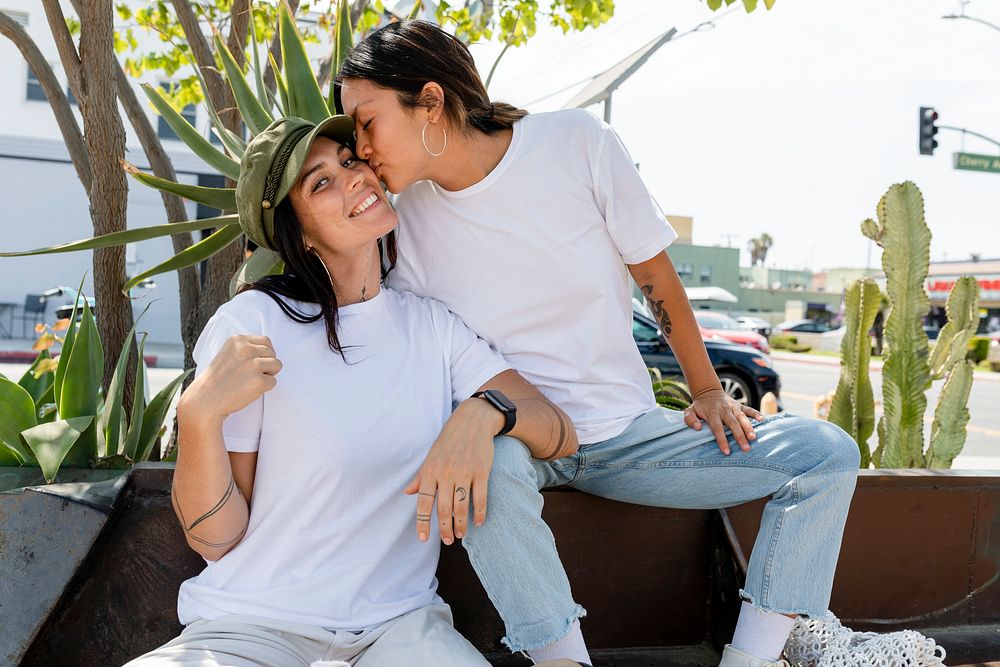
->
[285,137,397,257]
[339,78,439,194]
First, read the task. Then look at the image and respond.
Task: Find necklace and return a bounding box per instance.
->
[359,247,374,302]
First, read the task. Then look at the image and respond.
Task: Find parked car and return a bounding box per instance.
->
[774,319,834,334]
[633,310,780,410]
[693,311,770,354]
[735,315,772,338]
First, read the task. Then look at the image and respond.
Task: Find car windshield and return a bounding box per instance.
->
[694,312,740,330]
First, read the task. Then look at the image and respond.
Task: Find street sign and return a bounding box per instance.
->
[953,152,1000,174]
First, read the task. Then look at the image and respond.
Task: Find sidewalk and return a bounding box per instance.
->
[0,336,184,369]
[771,350,1000,382]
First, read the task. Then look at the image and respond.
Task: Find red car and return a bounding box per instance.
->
[693,311,771,354]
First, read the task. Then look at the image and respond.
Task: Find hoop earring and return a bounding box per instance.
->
[421,121,447,157]
[307,246,335,287]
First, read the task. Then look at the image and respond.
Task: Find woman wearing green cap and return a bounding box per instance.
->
[124,116,585,667]
[335,19,860,667]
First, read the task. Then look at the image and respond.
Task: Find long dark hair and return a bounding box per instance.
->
[239,198,397,357]
[335,20,527,134]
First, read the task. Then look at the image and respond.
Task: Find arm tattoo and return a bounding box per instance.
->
[171,475,247,550]
[523,398,570,459]
[640,284,672,339]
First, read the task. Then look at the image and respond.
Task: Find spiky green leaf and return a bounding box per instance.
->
[137,368,194,462]
[59,301,103,466]
[925,360,974,468]
[125,162,237,211]
[22,417,94,483]
[122,224,244,294]
[18,349,55,405]
[280,2,330,122]
[0,377,37,464]
[269,51,291,115]
[97,305,149,458]
[407,0,423,20]
[229,247,285,298]
[53,278,85,413]
[215,32,273,135]
[330,0,354,111]
[0,216,237,258]
[142,83,241,180]
[121,335,148,461]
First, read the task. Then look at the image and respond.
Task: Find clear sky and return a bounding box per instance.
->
[468,0,1000,272]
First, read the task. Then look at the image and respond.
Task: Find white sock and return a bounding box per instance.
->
[730,602,797,661]
[526,619,591,665]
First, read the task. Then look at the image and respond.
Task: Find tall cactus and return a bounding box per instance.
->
[835,182,980,469]
[828,278,881,467]
[863,182,932,468]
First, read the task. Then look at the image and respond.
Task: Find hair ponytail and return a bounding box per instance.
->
[336,20,528,135]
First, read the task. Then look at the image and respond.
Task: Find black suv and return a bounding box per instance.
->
[633,310,781,410]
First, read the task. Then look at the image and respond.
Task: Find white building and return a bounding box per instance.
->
[0,1,329,345]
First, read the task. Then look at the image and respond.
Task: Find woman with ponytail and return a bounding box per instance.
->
[336,19,860,667]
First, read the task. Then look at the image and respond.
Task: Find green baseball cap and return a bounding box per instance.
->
[236,115,356,250]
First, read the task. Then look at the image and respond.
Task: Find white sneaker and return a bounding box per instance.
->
[719,644,790,667]
[783,612,946,666]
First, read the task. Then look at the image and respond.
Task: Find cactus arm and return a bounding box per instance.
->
[925,360,975,468]
[828,278,880,467]
[929,277,980,378]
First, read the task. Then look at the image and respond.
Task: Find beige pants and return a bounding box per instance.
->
[122,604,489,667]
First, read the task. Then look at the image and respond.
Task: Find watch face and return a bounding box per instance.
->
[485,390,516,413]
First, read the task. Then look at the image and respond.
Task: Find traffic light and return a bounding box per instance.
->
[919,106,939,155]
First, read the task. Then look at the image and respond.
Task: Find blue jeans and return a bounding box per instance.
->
[463,409,861,652]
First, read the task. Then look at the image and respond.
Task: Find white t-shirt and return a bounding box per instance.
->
[176,287,509,629]
[389,109,678,444]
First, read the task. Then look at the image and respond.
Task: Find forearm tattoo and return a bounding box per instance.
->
[171,475,248,550]
[524,398,572,459]
[641,284,672,339]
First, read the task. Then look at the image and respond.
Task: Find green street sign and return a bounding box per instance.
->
[953,152,1000,174]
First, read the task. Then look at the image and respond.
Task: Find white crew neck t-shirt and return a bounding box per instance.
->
[389,109,678,444]
[176,287,509,630]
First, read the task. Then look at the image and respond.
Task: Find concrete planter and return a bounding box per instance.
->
[5,466,1000,666]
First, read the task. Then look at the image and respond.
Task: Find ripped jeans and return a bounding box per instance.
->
[462,409,861,652]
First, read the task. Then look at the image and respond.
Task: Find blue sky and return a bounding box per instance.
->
[469,0,1000,272]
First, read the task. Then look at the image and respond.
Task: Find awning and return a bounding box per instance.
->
[685,287,738,303]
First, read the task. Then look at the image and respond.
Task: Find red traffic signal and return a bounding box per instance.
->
[919,106,939,156]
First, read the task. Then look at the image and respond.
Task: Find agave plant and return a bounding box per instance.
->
[648,367,693,411]
[0,283,191,482]
[0,0,406,293]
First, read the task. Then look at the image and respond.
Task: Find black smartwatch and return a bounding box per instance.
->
[470,389,517,436]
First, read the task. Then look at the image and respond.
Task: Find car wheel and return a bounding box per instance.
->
[717,372,755,408]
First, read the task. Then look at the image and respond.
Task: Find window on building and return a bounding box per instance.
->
[700,265,712,285]
[157,83,197,141]
[677,263,694,280]
[26,65,46,101]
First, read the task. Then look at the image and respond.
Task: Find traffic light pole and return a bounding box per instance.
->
[938,125,1000,150]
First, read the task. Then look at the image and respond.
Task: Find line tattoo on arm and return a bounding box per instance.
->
[641,284,672,339]
[171,474,248,550]
[523,397,571,459]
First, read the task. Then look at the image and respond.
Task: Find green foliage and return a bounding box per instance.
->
[768,334,797,350]
[828,278,880,467]
[0,289,191,483]
[787,342,811,353]
[649,368,693,411]
[841,183,979,469]
[705,0,776,11]
[966,336,990,365]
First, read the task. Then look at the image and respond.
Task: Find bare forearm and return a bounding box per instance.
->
[477,369,579,460]
[173,400,250,561]
[630,252,723,397]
